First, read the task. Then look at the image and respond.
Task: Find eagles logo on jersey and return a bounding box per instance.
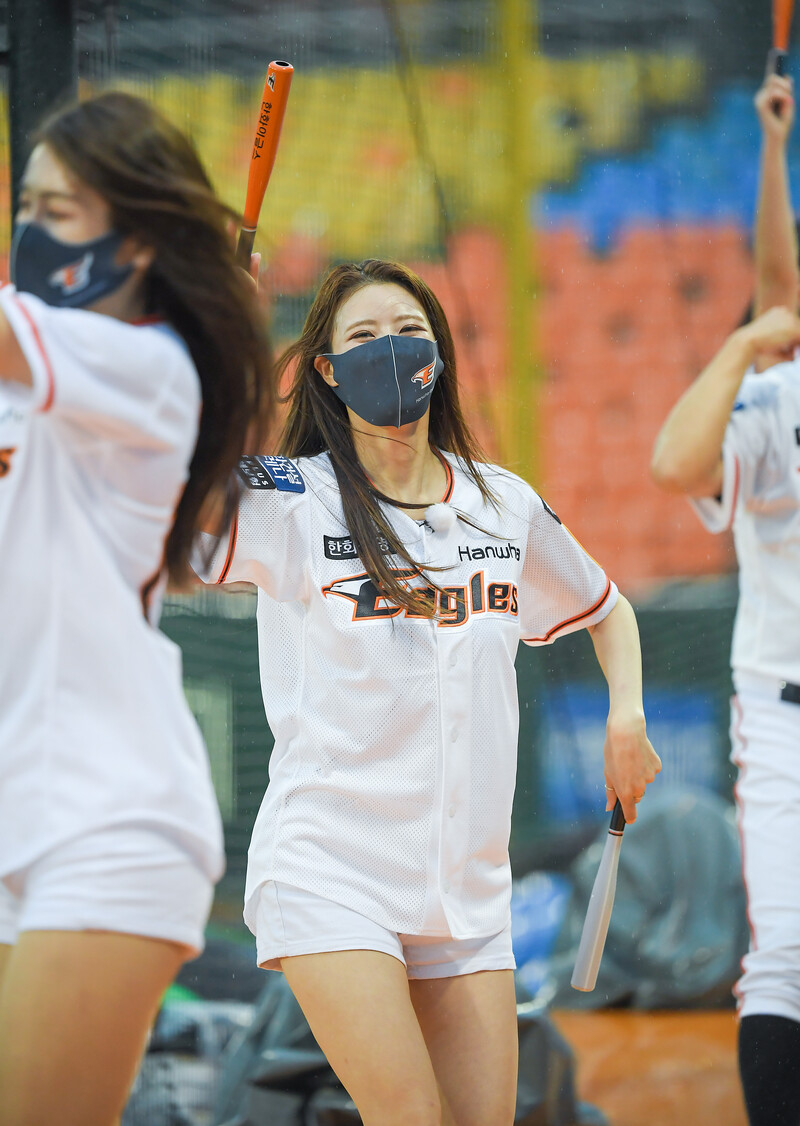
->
[323,568,518,627]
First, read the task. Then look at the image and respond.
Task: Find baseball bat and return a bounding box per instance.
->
[767,0,795,75]
[570,800,626,992]
[236,60,294,269]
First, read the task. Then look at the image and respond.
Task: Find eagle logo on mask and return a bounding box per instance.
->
[411,359,437,389]
[49,252,94,295]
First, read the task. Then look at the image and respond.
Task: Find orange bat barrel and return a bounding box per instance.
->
[768,0,795,73]
[774,0,795,50]
[236,60,294,268]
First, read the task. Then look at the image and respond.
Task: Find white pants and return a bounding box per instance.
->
[0,824,215,955]
[254,880,516,979]
[732,672,800,1023]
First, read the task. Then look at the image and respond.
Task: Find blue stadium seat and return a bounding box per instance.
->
[535,78,794,248]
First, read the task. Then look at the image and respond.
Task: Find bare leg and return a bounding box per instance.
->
[409,969,518,1126]
[0,929,188,1126]
[0,942,11,996]
[281,949,442,1126]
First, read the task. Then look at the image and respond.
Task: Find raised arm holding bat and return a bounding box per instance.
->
[753,70,799,326]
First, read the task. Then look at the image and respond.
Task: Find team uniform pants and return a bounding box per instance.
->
[732,671,800,1024]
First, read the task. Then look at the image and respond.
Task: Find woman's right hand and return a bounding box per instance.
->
[755,73,795,142]
[737,305,800,367]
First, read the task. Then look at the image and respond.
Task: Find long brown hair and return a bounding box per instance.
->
[35,92,274,588]
[279,259,496,614]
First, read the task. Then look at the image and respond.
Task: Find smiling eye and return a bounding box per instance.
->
[400,323,425,333]
[350,330,374,341]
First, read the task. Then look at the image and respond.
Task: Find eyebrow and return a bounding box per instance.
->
[18,189,79,203]
[344,314,427,332]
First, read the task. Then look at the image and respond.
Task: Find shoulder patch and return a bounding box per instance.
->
[237,455,305,493]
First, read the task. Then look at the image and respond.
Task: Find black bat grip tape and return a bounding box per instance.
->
[609,799,626,834]
[767,48,788,77]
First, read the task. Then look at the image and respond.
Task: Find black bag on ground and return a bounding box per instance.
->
[549,787,749,1010]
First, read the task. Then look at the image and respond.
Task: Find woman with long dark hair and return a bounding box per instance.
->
[0,92,273,1125]
[206,258,660,1126]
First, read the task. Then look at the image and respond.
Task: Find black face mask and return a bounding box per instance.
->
[322,335,444,429]
[10,222,135,309]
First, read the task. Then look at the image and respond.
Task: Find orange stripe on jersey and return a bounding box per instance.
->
[522,577,612,644]
[726,456,740,531]
[12,295,56,411]
[217,508,239,584]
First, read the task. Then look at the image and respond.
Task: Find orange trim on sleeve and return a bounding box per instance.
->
[522,577,612,644]
[12,295,55,411]
[217,508,239,584]
[725,456,740,531]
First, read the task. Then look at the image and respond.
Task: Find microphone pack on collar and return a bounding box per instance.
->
[423,502,456,533]
[323,334,444,429]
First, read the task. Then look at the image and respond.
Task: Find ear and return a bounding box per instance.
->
[117,235,155,273]
[132,244,155,271]
[314,354,338,387]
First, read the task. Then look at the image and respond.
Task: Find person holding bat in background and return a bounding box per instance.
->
[0,92,273,1125]
[201,258,661,1126]
[652,69,800,1126]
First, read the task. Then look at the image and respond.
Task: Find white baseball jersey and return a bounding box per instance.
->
[691,360,800,1022]
[203,451,617,939]
[690,360,800,682]
[0,287,224,883]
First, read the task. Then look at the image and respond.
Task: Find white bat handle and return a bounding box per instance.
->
[570,830,623,992]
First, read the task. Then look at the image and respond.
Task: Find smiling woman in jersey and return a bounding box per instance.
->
[0,94,273,1125]
[204,259,661,1126]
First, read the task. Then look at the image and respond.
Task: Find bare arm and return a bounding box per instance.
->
[587,595,661,824]
[651,307,800,497]
[0,306,33,389]
[754,75,798,322]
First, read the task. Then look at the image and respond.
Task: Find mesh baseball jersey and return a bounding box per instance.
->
[0,286,223,882]
[205,450,617,939]
[691,360,800,683]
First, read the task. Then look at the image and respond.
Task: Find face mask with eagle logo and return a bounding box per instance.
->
[321,334,444,428]
[10,222,134,309]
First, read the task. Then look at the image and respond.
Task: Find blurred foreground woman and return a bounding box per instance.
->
[0,92,273,1125]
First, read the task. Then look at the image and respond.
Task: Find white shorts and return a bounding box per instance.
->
[253,881,516,979]
[0,824,215,955]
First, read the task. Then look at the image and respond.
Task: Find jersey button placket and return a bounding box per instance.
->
[435,540,472,933]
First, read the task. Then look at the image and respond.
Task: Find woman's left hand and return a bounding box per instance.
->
[602,709,661,824]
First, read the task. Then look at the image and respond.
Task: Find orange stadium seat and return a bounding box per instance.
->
[535,222,749,587]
